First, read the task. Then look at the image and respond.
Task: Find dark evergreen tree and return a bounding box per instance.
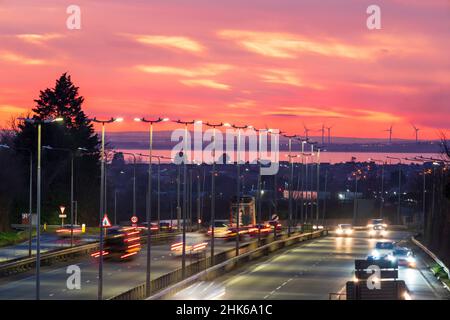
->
[14,73,101,225]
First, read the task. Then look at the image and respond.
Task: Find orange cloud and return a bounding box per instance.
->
[180,79,230,90]
[122,33,204,53]
[260,69,324,89]
[135,63,231,77]
[0,51,47,65]
[263,106,402,123]
[16,33,63,45]
[218,30,373,60]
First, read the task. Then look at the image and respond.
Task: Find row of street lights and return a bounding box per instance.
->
[10,115,323,300]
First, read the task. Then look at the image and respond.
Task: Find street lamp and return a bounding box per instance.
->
[282,133,296,237]
[42,145,76,247]
[295,138,308,223]
[135,116,169,296]
[369,158,386,218]
[205,122,222,264]
[231,123,247,257]
[16,116,63,300]
[387,156,403,224]
[113,151,137,219]
[89,117,122,301]
[0,144,33,257]
[175,119,195,279]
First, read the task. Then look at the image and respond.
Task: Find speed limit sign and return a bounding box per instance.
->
[131,215,138,224]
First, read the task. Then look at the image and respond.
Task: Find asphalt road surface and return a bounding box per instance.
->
[170,231,450,300]
[0,233,246,299]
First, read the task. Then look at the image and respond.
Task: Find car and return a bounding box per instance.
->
[367,218,387,229]
[335,224,353,236]
[368,224,387,238]
[136,222,159,233]
[207,220,231,238]
[56,224,82,238]
[171,233,208,256]
[368,241,396,261]
[393,247,416,268]
[91,226,142,261]
[159,222,173,232]
[248,224,272,237]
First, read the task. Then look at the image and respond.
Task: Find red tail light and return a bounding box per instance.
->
[91,250,109,258]
[171,242,183,250]
[120,252,138,259]
[124,236,140,242]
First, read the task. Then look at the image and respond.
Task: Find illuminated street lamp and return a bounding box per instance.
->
[135,116,169,296]
[369,158,386,218]
[294,137,308,223]
[387,156,403,224]
[282,133,296,237]
[175,119,195,279]
[17,116,63,300]
[43,145,76,247]
[231,123,248,257]
[113,151,137,219]
[204,122,223,264]
[89,117,123,300]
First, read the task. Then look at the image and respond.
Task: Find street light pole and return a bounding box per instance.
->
[231,123,247,257]
[283,133,296,237]
[387,156,402,224]
[369,158,385,218]
[135,116,169,296]
[43,146,76,247]
[17,116,63,300]
[205,122,222,265]
[316,148,321,223]
[175,119,195,278]
[90,117,122,300]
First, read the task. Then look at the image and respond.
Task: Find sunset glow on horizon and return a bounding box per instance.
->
[0,0,449,139]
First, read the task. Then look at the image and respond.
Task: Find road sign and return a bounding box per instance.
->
[102,214,112,228]
[131,215,138,224]
[59,214,67,218]
[272,214,279,221]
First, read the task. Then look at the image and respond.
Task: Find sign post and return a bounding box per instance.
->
[102,214,112,228]
[131,215,138,227]
[59,206,67,226]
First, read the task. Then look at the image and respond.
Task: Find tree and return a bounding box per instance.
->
[14,73,101,225]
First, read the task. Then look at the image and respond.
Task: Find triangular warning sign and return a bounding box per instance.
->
[102,214,112,228]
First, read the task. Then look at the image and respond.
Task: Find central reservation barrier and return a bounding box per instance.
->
[110,229,328,300]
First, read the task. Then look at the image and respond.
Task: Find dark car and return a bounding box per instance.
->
[91,226,142,261]
[393,247,416,268]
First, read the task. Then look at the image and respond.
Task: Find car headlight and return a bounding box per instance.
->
[407,256,416,263]
[387,255,396,262]
[371,250,380,258]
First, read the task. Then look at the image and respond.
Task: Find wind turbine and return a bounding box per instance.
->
[319,124,326,145]
[411,124,420,143]
[384,125,393,144]
[303,124,310,140]
[325,125,333,144]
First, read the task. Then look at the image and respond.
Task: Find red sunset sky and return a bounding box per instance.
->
[0,0,449,139]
